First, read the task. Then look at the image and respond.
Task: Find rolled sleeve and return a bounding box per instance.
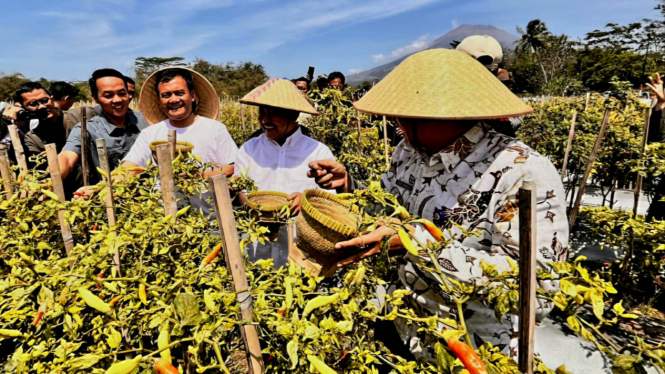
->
[63,123,82,156]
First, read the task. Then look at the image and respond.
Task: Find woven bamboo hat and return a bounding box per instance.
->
[139,67,220,125]
[354,49,532,120]
[239,78,319,115]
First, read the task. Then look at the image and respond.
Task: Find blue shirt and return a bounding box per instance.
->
[63,110,149,179]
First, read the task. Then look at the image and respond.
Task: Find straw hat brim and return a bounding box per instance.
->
[354,49,533,120]
[139,67,220,125]
[240,78,320,116]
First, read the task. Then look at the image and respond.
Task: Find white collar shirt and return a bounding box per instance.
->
[234,127,335,195]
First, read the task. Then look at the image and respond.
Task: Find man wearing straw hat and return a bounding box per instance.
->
[121,68,237,177]
[234,78,335,267]
[307,50,603,369]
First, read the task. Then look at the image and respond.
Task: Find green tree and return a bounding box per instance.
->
[190,58,269,98]
[0,73,29,102]
[516,19,552,84]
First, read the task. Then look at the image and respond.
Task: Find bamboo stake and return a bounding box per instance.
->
[7,125,28,173]
[633,103,654,216]
[168,130,177,160]
[155,144,178,218]
[560,111,577,182]
[287,221,295,254]
[584,92,591,112]
[569,108,611,228]
[240,103,245,131]
[518,182,537,374]
[382,115,389,166]
[208,175,264,374]
[356,110,362,157]
[0,146,13,200]
[96,139,122,277]
[45,144,75,256]
[81,108,89,186]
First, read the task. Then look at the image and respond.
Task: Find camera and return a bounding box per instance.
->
[16,109,48,122]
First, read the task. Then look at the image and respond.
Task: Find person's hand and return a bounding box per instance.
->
[73,185,98,201]
[396,127,405,138]
[284,192,302,218]
[307,160,350,192]
[335,225,397,267]
[202,166,224,179]
[647,73,665,103]
[2,106,23,121]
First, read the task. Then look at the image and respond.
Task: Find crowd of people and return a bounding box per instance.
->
[0,35,649,372]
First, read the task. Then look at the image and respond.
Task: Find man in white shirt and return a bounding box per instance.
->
[122,68,236,176]
[235,78,333,267]
[235,78,333,212]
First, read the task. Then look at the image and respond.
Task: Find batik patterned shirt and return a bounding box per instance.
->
[380,123,568,354]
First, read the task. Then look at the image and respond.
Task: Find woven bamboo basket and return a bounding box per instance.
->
[295,189,361,266]
[246,191,291,222]
[246,191,292,241]
[150,141,194,164]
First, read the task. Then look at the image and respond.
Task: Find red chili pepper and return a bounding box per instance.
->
[32,303,46,326]
[277,310,285,316]
[109,296,122,307]
[200,243,223,269]
[93,224,98,231]
[334,351,352,367]
[154,359,179,374]
[96,272,103,290]
[74,192,83,197]
[446,338,488,374]
[266,355,275,363]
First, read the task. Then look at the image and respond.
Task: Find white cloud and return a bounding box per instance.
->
[348,68,363,74]
[451,19,459,29]
[372,35,430,63]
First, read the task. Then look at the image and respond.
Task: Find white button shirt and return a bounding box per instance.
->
[234,127,335,194]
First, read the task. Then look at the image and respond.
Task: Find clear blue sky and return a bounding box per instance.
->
[0,0,659,82]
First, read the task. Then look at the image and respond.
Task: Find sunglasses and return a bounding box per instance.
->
[297,86,308,91]
[25,97,51,108]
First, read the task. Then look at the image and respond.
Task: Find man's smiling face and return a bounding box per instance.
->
[157,75,195,122]
[94,77,130,121]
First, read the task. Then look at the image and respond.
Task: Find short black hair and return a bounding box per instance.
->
[294,76,309,85]
[89,69,128,100]
[50,81,79,101]
[13,82,51,104]
[154,68,195,95]
[124,76,135,86]
[328,71,346,85]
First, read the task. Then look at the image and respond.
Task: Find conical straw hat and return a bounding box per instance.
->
[239,78,319,115]
[139,67,220,125]
[354,49,532,120]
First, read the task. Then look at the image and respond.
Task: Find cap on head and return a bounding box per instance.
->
[456,35,503,70]
[353,49,531,120]
[239,78,319,115]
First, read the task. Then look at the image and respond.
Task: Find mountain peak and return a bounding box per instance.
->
[347,24,519,85]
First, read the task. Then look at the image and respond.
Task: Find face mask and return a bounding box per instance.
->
[29,119,40,131]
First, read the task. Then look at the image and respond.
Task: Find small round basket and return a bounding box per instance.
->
[295,189,361,266]
[150,141,194,163]
[246,191,291,222]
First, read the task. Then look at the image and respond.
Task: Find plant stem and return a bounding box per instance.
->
[145,338,196,358]
[580,318,621,352]
[456,301,474,347]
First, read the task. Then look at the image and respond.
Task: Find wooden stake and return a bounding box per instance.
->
[287,221,295,254]
[356,111,362,157]
[95,139,117,226]
[518,182,537,374]
[45,144,75,256]
[0,146,13,200]
[569,108,611,228]
[382,116,389,166]
[81,108,89,186]
[560,111,577,182]
[584,92,590,112]
[7,125,28,173]
[96,138,122,277]
[633,103,653,216]
[208,175,264,374]
[240,103,246,131]
[155,144,178,218]
[168,130,177,160]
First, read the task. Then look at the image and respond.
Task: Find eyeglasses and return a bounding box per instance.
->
[330,85,343,90]
[24,97,51,108]
[297,86,308,91]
